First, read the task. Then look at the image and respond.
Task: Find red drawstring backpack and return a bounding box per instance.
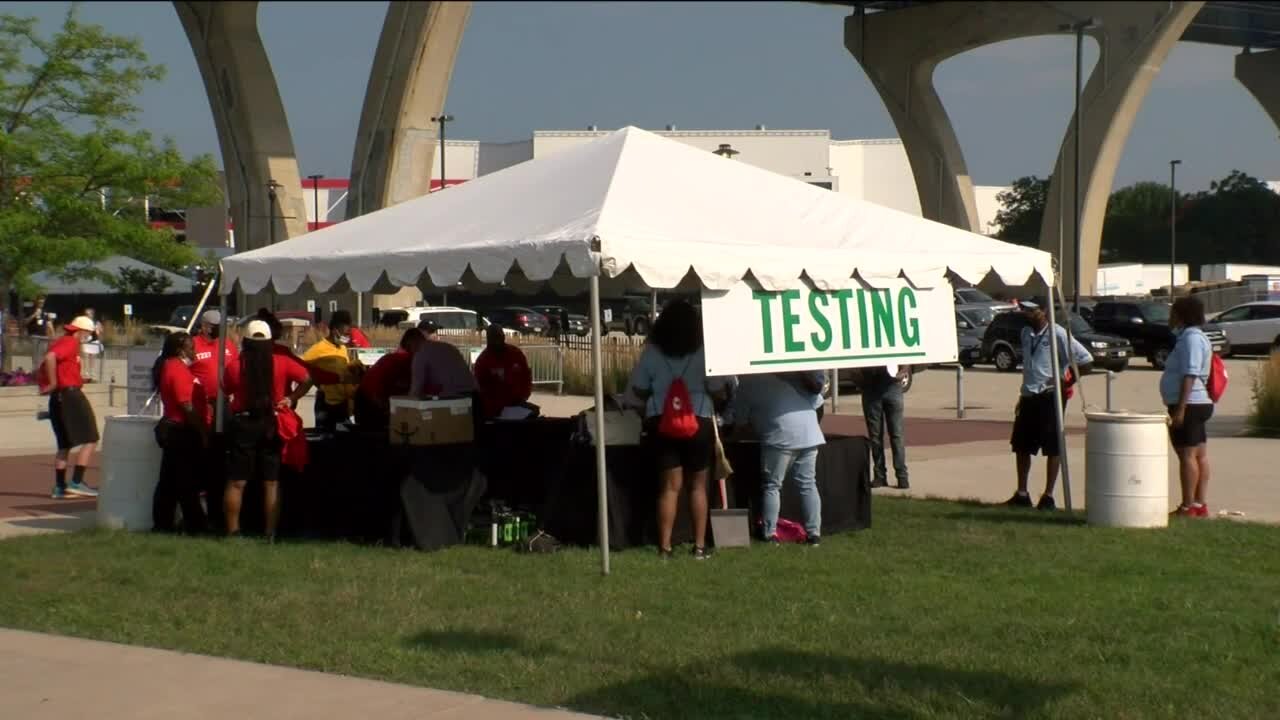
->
[1207,353,1228,403]
[657,358,699,439]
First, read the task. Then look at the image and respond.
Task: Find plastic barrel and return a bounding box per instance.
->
[97,415,162,531]
[1085,411,1169,528]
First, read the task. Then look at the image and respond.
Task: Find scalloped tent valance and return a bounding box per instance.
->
[220,126,1053,296]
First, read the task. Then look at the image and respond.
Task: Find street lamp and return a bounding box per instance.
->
[306,174,324,231]
[430,114,454,191]
[1058,17,1098,309]
[712,143,739,159]
[1170,160,1182,296]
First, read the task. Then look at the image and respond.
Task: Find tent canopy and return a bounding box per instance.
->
[220,126,1052,296]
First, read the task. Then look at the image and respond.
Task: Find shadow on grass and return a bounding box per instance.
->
[943,501,1087,527]
[404,629,558,657]
[563,648,1078,720]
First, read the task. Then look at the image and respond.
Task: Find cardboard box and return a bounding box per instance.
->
[388,396,474,446]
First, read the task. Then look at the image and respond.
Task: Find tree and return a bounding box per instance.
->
[993,176,1050,248]
[0,4,221,301]
[1100,181,1174,263]
[1177,170,1280,273]
[108,266,172,294]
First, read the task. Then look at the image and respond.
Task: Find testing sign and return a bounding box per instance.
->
[701,281,957,376]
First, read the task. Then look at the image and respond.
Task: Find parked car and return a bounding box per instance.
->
[953,287,1015,314]
[981,310,1133,373]
[1089,300,1226,369]
[486,306,551,336]
[1203,301,1280,356]
[167,305,196,328]
[955,308,992,368]
[531,305,589,337]
[605,296,659,336]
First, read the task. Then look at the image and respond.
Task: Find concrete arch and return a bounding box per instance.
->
[174,1,308,251]
[1236,48,1280,139]
[348,1,471,218]
[843,1,1091,235]
[1037,2,1205,297]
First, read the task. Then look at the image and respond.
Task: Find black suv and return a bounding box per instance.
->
[486,307,550,335]
[981,311,1133,373]
[1089,301,1225,369]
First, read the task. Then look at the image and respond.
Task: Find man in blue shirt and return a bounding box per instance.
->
[1007,299,1093,511]
[732,372,825,545]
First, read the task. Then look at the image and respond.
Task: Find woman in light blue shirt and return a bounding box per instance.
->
[1161,296,1214,518]
[629,300,729,560]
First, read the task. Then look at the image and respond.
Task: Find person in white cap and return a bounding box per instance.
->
[1006,298,1093,511]
[221,319,310,538]
[38,316,101,499]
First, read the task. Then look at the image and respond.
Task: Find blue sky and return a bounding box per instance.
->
[3,1,1278,191]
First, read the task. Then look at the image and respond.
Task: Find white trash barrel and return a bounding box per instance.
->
[1085,411,1169,528]
[98,415,162,531]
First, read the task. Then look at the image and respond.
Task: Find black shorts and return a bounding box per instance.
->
[643,416,715,473]
[227,413,281,484]
[1168,404,1213,448]
[1010,392,1066,457]
[50,387,99,450]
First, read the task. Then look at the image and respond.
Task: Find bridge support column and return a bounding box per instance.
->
[176,0,318,313]
[349,1,470,316]
[844,6,985,234]
[1039,2,1204,298]
[1236,48,1280,140]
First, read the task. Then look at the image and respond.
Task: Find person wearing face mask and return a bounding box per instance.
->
[1163,296,1215,518]
[190,309,237,528]
[301,310,364,431]
[151,331,210,533]
[38,316,101,499]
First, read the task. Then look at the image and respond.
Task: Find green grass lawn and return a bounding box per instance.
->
[2,497,1280,719]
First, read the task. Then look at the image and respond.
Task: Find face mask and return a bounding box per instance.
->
[337,334,351,345]
[208,326,220,339]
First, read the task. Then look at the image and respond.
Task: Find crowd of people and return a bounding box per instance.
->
[29,293,1221,546]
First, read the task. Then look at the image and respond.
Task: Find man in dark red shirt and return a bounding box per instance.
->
[355,328,425,429]
[39,316,101,499]
[473,324,534,419]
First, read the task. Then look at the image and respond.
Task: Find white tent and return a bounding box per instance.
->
[221,126,1050,295]
[219,127,1062,571]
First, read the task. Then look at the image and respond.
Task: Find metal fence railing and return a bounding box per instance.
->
[1191,286,1267,316]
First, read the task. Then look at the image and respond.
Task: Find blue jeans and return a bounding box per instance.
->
[760,446,821,539]
[862,383,907,484]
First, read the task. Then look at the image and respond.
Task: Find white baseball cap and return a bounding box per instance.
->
[244,319,273,340]
[201,309,223,325]
[66,316,96,334]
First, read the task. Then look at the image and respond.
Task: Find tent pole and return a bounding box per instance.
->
[1046,278,1073,513]
[589,275,611,575]
[215,281,229,434]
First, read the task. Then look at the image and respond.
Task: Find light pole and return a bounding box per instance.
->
[712,143,739,160]
[266,179,283,248]
[307,174,324,231]
[1058,17,1098,309]
[1170,159,1181,297]
[431,114,454,191]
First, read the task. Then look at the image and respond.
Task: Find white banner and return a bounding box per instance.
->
[701,281,957,376]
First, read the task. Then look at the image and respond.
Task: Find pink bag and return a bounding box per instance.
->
[757,517,808,543]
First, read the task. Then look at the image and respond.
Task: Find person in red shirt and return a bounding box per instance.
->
[222,320,311,538]
[39,316,100,499]
[151,331,210,533]
[473,324,535,420]
[355,328,425,429]
[349,325,372,349]
[191,309,237,529]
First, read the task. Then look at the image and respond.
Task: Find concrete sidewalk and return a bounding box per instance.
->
[0,629,603,720]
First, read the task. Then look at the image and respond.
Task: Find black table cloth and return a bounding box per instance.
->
[542,435,871,549]
[238,421,869,553]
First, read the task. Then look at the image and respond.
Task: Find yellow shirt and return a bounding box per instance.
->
[302,338,357,407]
